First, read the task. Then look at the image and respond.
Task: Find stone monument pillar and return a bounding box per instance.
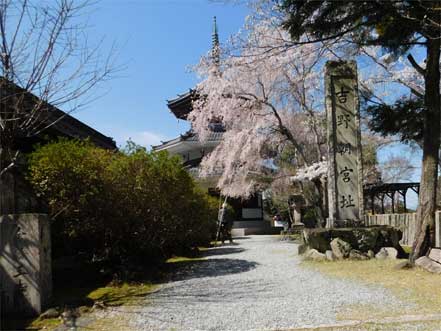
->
[325,61,363,227]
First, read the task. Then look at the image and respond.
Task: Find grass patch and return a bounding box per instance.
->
[4,282,157,331]
[402,245,412,254]
[303,258,441,317]
[85,317,133,331]
[4,317,60,331]
[3,258,161,331]
[87,282,157,306]
[271,249,290,254]
[166,256,205,263]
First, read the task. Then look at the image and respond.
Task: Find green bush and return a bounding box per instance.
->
[28,139,217,266]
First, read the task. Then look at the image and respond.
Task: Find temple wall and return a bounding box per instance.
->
[0,214,52,316]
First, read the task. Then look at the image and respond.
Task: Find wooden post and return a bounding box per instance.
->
[403,190,407,212]
[391,192,395,214]
[381,194,385,214]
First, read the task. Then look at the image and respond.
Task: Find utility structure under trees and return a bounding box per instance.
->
[0,0,116,215]
[281,0,441,262]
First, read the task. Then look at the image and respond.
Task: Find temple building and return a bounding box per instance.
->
[153,18,276,235]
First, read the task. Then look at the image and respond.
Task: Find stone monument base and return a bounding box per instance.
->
[326,218,364,228]
[299,225,406,258]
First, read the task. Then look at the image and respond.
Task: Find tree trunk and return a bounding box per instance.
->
[410,37,441,263]
[0,147,16,215]
[312,178,325,227]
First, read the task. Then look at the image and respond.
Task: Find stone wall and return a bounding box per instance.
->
[0,214,52,316]
[365,212,441,247]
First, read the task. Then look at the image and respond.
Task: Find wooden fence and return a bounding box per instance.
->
[364,211,441,247]
[364,213,416,246]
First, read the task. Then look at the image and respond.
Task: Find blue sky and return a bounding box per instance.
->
[73,0,249,148]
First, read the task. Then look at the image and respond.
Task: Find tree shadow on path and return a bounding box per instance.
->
[166,258,258,281]
[202,247,245,257]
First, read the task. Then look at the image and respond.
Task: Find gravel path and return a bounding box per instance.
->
[106,235,404,331]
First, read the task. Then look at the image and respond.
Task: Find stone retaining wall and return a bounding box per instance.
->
[365,211,441,247]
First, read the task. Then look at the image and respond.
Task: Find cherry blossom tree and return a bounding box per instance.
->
[189,2,421,226]
[189,7,387,225]
[190,15,330,200]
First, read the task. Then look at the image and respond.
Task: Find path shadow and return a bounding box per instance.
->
[202,247,245,257]
[166,258,258,281]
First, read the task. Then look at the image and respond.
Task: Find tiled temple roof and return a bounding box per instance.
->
[0,78,116,150]
[152,131,223,151]
[166,89,197,120]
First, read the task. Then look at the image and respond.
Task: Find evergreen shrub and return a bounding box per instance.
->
[28,139,217,266]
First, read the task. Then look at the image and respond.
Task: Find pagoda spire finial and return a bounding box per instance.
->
[212,16,220,66]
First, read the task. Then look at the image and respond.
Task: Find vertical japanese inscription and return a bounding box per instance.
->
[326,61,363,224]
[334,78,359,220]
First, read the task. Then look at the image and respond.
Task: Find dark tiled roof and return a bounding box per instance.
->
[185,132,224,142]
[166,90,196,120]
[1,78,116,150]
[152,131,223,150]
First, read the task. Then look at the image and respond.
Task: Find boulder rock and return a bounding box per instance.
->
[304,249,327,261]
[302,230,331,253]
[325,250,335,261]
[349,249,370,260]
[375,247,398,259]
[428,248,441,264]
[415,256,441,274]
[302,226,405,255]
[384,247,398,259]
[375,248,388,259]
[353,229,378,252]
[330,238,352,259]
[367,250,375,259]
[298,244,308,255]
[40,308,60,319]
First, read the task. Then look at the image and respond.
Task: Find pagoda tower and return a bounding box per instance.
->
[153,18,278,235]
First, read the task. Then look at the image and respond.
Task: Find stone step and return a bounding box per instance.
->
[231,228,245,237]
[428,248,441,264]
[231,227,281,236]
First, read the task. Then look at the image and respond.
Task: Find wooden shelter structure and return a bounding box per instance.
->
[363,182,420,214]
